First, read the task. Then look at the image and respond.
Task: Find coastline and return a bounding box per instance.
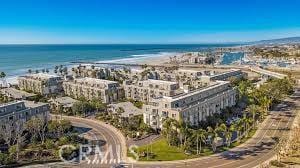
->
[4,52,176,85]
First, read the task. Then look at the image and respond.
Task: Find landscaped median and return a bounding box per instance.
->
[128,128,256,161]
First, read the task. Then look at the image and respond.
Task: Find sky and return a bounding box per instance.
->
[0,0,300,44]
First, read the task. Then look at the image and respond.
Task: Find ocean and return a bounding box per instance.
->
[0,44,240,82]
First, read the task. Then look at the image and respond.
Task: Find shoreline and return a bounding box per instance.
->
[4,52,176,85]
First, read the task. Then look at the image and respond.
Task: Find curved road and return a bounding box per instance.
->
[50,115,127,167]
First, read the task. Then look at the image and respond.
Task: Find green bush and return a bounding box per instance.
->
[45,139,55,149]
[270,160,286,167]
[0,152,14,165]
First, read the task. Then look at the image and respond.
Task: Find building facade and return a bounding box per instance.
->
[200,69,245,82]
[0,101,50,130]
[63,77,124,103]
[123,79,182,102]
[18,73,63,95]
[143,81,237,129]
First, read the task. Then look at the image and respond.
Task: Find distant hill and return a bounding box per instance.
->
[253,37,300,45]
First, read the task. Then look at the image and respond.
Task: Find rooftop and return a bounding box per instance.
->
[49,96,78,107]
[165,80,229,101]
[23,100,48,108]
[1,87,36,99]
[19,73,60,80]
[74,77,118,85]
[109,102,143,117]
[146,79,177,85]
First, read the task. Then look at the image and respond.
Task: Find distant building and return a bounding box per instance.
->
[49,96,78,114]
[143,81,237,129]
[123,79,183,102]
[200,69,245,82]
[63,77,124,103]
[177,69,203,79]
[1,87,36,100]
[0,101,50,129]
[18,73,63,95]
[108,102,143,118]
[71,65,111,79]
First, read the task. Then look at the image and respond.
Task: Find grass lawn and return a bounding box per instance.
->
[128,138,200,161]
[128,128,258,161]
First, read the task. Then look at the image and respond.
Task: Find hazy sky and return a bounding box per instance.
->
[0,0,300,44]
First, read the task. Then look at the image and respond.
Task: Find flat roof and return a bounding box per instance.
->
[178,69,202,72]
[109,102,143,117]
[50,96,78,105]
[0,100,48,108]
[23,100,48,108]
[146,79,177,85]
[1,88,36,99]
[166,81,229,101]
[74,77,118,84]
[20,73,60,80]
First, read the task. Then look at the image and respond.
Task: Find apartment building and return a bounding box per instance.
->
[18,73,63,95]
[123,79,183,102]
[177,69,203,79]
[0,101,50,129]
[63,77,124,103]
[143,81,236,129]
[200,69,245,82]
[71,65,111,79]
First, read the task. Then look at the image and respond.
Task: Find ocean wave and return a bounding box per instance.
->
[96,52,178,64]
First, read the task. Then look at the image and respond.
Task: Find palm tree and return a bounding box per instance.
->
[246,104,259,127]
[195,129,206,154]
[216,124,228,146]
[0,72,7,88]
[207,126,218,152]
[227,124,235,147]
[162,118,173,146]
[236,120,244,142]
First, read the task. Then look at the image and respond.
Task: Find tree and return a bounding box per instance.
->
[207,126,218,152]
[13,122,26,161]
[194,129,206,154]
[26,116,48,144]
[0,119,14,147]
[246,104,260,126]
[0,72,7,88]
[162,118,175,146]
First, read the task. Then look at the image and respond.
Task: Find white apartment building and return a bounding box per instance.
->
[143,81,237,129]
[0,101,50,131]
[18,73,63,95]
[200,69,245,82]
[123,79,183,102]
[63,77,124,103]
[177,69,203,79]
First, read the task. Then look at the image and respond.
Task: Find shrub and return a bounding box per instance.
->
[45,139,55,149]
[270,160,286,167]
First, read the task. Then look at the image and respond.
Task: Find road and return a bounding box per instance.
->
[49,115,127,168]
